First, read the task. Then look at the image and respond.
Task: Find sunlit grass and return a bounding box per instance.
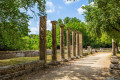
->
[0,53,68,66]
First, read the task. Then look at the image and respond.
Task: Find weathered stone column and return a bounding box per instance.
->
[48,21,59,65]
[72,30,76,58]
[79,33,83,57]
[39,16,47,64]
[76,31,80,58]
[67,28,71,60]
[60,24,68,62]
[112,39,116,56]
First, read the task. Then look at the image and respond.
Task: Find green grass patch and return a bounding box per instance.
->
[0,53,68,66]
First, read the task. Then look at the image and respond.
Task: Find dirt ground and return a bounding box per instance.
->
[14,52,113,80]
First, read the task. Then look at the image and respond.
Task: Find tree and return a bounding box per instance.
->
[82,0,120,40]
[0,0,46,50]
[63,17,71,24]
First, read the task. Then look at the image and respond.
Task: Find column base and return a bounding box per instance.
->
[61,58,69,62]
[72,56,78,59]
[48,60,60,65]
[67,57,72,61]
[71,57,75,60]
[76,56,80,59]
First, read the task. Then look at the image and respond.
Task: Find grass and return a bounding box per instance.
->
[0,53,68,67]
[116,53,120,58]
[0,52,97,67]
[0,57,39,66]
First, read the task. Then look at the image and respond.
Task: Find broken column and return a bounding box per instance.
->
[79,32,83,57]
[67,28,71,60]
[39,16,47,64]
[76,31,80,58]
[60,24,68,62]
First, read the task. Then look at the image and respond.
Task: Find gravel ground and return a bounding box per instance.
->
[14,52,112,80]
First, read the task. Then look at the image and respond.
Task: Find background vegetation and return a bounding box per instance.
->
[1,0,120,51]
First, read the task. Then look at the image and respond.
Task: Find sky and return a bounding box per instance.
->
[28,0,90,34]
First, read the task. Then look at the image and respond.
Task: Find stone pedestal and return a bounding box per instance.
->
[72,30,77,59]
[67,28,71,60]
[39,16,47,64]
[60,24,68,62]
[110,56,120,75]
[76,31,80,58]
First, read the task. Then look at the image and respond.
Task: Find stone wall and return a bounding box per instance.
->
[0,50,39,60]
[0,50,60,60]
[109,56,120,75]
[0,60,44,80]
[0,48,112,60]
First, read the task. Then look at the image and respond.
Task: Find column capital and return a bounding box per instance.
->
[72,30,75,32]
[51,21,57,24]
[76,31,79,34]
[67,27,71,30]
[40,16,47,19]
[60,24,65,28]
[112,39,115,42]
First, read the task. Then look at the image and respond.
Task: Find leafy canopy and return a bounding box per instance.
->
[82,0,120,40]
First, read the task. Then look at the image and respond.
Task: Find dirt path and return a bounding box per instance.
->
[15,52,112,80]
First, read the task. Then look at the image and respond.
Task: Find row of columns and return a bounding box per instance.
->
[39,16,83,64]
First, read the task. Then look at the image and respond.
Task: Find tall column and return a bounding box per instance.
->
[79,33,83,57]
[72,30,76,58]
[39,16,47,64]
[112,39,116,56]
[76,31,80,58]
[67,28,71,60]
[60,25,68,62]
[50,21,58,64]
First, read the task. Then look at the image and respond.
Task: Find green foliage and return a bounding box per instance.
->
[82,0,120,40]
[25,17,112,50]
[0,0,46,50]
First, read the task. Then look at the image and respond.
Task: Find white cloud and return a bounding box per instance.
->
[89,2,94,6]
[30,27,38,34]
[29,21,39,34]
[77,4,86,15]
[29,20,52,34]
[63,0,78,4]
[47,20,52,30]
[46,1,55,13]
[58,6,63,9]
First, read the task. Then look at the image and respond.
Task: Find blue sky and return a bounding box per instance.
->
[28,0,90,34]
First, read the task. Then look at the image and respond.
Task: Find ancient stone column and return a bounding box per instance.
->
[76,31,80,58]
[39,16,47,64]
[79,33,83,57]
[67,28,71,60]
[72,30,76,58]
[51,21,57,62]
[60,25,68,62]
[112,39,116,56]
